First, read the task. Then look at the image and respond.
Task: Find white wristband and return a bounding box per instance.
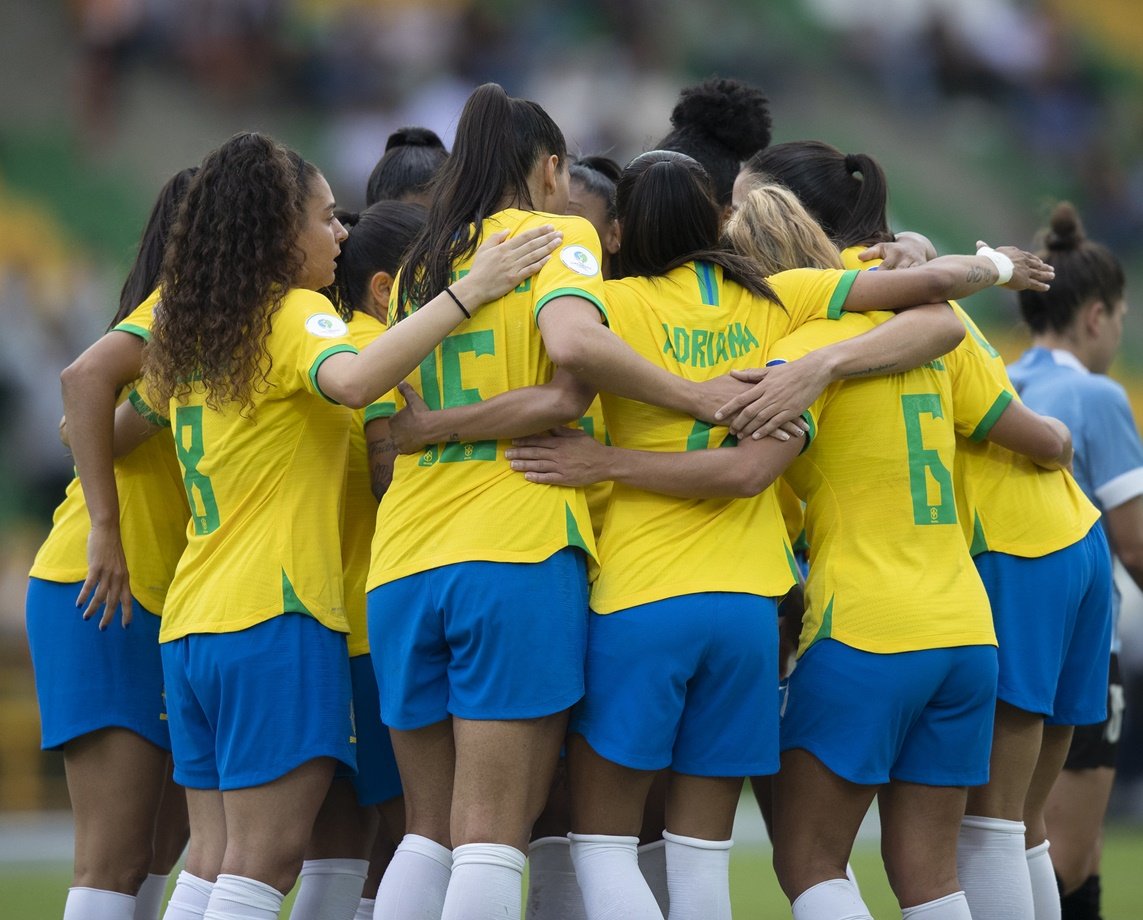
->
[977,246,1014,285]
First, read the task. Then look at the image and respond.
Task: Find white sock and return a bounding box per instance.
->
[525,836,587,920]
[440,843,525,920]
[637,840,670,918]
[63,887,136,920]
[353,898,375,920]
[134,874,170,920]
[662,830,732,920]
[202,874,283,920]
[902,891,973,919]
[568,833,664,920]
[1027,841,1061,920]
[373,834,452,920]
[289,859,369,920]
[957,816,1034,920]
[162,872,214,920]
[791,878,873,920]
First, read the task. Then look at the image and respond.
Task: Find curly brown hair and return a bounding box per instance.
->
[143,132,315,413]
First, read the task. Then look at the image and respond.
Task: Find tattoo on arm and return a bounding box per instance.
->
[965,265,991,284]
[446,432,460,443]
[842,362,897,378]
[369,438,398,500]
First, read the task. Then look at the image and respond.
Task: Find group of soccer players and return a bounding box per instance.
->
[24,75,1141,920]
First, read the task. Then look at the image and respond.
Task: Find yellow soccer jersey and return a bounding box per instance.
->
[30,291,190,614]
[772,313,997,655]
[588,261,856,614]
[834,247,1098,558]
[949,303,1098,557]
[135,288,358,642]
[368,209,605,587]
[340,311,389,657]
[777,478,807,555]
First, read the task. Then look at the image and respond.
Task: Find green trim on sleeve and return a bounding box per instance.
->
[308,344,359,404]
[969,390,1014,442]
[533,288,609,327]
[826,269,861,320]
[799,410,817,454]
[113,322,151,342]
[127,389,169,428]
[364,401,397,422]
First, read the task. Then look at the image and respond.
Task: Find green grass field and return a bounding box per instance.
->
[5,827,1143,918]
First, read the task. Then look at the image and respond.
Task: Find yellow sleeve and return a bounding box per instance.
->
[533,215,609,324]
[944,341,1015,442]
[127,382,169,427]
[279,290,360,403]
[112,287,163,340]
[765,312,879,364]
[767,268,861,328]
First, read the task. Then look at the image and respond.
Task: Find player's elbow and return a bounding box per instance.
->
[933,307,967,353]
[730,463,778,498]
[545,335,593,377]
[1033,417,1072,470]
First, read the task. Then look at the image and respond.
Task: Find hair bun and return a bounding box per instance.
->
[1044,201,1084,252]
[335,208,361,229]
[385,126,446,152]
[670,77,772,158]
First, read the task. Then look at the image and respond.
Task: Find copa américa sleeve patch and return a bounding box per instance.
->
[559,244,600,277]
[305,313,349,338]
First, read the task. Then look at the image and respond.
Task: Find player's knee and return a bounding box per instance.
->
[73,846,153,894]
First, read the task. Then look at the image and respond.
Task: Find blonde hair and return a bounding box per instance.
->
[724,183,843,275]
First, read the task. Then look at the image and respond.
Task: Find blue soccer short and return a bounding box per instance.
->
[25,577,169,751]
[368,548,589,730]
[975,523,1112,726]
[161,613,355,790]
[780,638,998,786]
[349,653,402,806]
[571,592,780,777]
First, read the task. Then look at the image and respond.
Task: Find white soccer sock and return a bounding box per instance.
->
[662,830,732,920]
[63,887,137,920]
[1027,841,1062,920]
[525,836,587,920]
[568,833,664,920]
[440,843,526,920]
[791,878,873,920]
[957,815,1035,920]
[353,898,375,920]
[901,891,973,919]
[134,874,170,920]
[288,859,369,920]
[161,871,214,920]
[373,834,452,920]
[202,874,283,920]
[637,839,670,918]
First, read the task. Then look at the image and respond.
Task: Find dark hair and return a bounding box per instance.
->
[569,155,621,220]
[112,166,198,329]
[656,77,772,207]
[744,140,894,249]
[616,150,777,304]
[145,132,315,412]
[1018,202,1125,334]
[365,126,449,207]
[329,201,427,320]
[397,83,567,318]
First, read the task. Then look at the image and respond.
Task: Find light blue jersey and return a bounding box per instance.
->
[1008,346,1143,652]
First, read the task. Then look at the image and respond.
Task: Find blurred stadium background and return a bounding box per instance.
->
[2,0,1143,913]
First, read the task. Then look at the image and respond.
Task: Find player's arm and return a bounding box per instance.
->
[715,303,966,439]
[536,296,760,428]
[1103,498,1143,592]
[365,417,398,501]
[978,401,1073,470]
[506,424,804,499]
[59,329,148,628]
[387,370,596,454]
[858,231,937,269]
[317,226,562,408]
[842,244,1053,311]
